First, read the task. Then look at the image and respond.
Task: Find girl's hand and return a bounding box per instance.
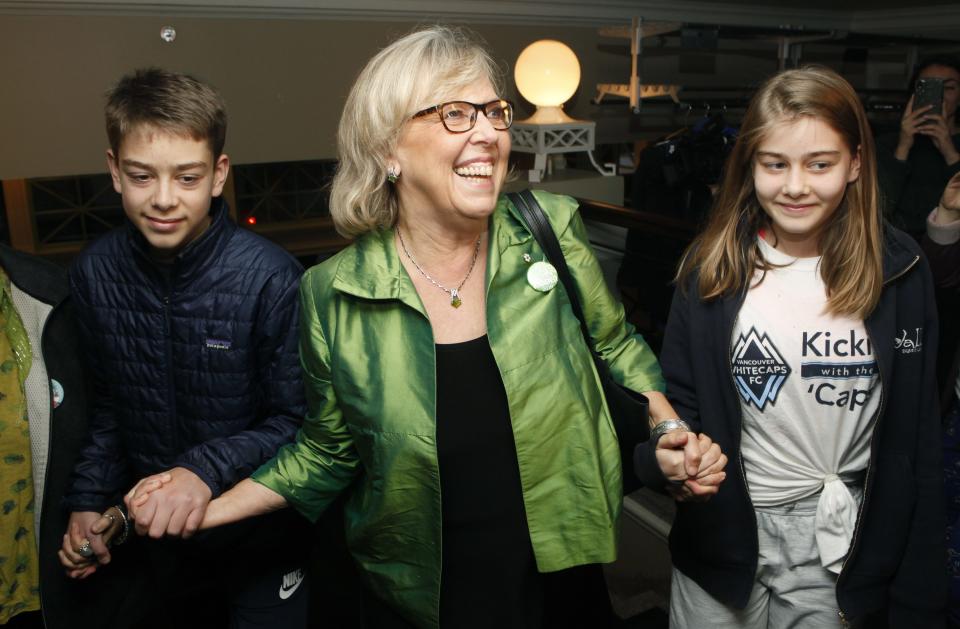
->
[655,431,727,502]
[667,433,728,502]
[654,430,701,483]
[692,433,728,483]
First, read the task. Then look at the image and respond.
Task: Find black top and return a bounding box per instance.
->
[361,335,613,628]
[435,335,542,628]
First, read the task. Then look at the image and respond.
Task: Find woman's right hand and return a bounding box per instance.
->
[198,478,289,530]
[895,96,935,160]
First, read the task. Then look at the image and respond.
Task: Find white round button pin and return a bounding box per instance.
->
[526,261,558,292]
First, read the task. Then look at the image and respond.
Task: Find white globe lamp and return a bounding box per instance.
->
[514,40,581,124]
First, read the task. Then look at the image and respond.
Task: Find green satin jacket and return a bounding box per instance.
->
[253,191,664,628]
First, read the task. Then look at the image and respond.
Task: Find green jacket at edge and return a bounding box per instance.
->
[253,191,665,628]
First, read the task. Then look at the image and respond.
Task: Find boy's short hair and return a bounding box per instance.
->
[105,67,228,158]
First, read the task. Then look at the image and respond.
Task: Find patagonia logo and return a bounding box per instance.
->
[731,327,791,411]
[205,338,232,350]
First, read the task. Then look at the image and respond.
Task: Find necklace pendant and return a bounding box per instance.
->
[450,289,462,308]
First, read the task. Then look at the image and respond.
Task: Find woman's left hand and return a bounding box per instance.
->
[663,433,728,502]
[645,392,727,500]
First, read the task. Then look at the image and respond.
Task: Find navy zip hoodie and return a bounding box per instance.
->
[636,225,946,627]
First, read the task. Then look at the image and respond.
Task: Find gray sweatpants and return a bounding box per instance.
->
[669,491,860,629]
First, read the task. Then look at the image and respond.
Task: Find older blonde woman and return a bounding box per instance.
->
[129,26,726,628]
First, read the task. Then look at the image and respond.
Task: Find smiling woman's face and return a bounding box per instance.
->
[390,78,511,225]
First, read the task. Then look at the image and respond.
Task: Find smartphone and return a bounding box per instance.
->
[915,77,945,115]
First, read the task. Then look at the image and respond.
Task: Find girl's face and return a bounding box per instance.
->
[752,115,861,258]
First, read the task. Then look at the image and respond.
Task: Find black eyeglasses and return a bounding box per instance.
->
[412,99,514,133]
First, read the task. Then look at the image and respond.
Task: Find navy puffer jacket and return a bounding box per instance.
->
[65,199,305,511]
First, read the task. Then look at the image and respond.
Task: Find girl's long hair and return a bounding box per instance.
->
[677,66,883,319]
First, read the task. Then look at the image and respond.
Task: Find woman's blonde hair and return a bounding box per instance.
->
[329,25,504,238]
[677,66,883,319]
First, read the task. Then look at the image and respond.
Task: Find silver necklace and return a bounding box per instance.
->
[396,227,481,308]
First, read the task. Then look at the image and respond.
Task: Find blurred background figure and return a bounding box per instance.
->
[877,55,960,242]
[0,244,90,629]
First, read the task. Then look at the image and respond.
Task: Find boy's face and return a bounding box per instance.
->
[107,126,229,261]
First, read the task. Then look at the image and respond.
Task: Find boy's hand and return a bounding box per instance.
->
[59,511,110,579]
[131,467,213,539]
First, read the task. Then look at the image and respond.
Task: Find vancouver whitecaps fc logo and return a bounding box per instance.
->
[731,327,791,411]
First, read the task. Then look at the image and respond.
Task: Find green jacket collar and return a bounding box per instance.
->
[330,196,534,308]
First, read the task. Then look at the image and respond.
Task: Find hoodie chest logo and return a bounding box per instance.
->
[894,328,923,355]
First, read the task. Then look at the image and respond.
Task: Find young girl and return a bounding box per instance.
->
[635,67,945,627]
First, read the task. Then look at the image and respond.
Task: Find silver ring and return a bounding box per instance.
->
[78,540,94,558]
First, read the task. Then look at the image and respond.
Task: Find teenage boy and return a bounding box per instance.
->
[57,68,309,627]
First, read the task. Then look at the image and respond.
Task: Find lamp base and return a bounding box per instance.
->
[510,119,596,182]
[520,106,580,124]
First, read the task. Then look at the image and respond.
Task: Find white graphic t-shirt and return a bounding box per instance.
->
[733,237,881,573]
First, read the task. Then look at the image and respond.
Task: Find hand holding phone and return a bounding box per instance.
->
[915,77,945,117]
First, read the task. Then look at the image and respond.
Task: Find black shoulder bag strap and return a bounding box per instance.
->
[507,189,649,492]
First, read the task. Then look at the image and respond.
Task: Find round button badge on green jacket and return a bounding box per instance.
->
[527,261,558,292]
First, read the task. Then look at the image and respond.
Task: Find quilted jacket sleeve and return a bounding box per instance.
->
[172,265,306,497]
[63,264,131,512]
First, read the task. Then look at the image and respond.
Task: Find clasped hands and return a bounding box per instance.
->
[59,467,211,579]
[655,430,728,502]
